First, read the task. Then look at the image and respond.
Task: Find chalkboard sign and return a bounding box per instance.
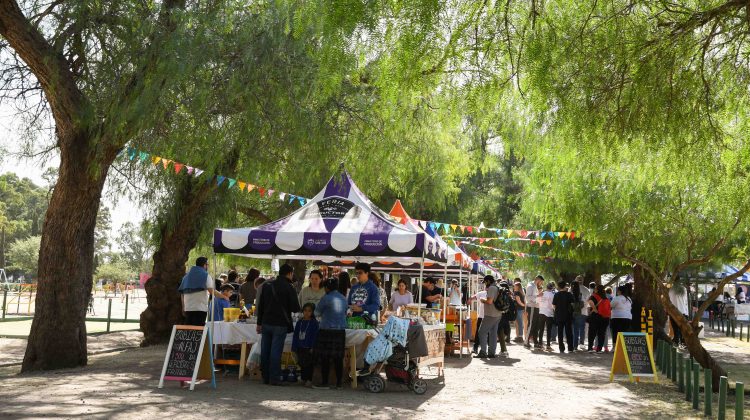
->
[159,325,211,390]
[610,332,658,383]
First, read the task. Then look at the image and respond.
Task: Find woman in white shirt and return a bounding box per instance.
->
[540,283,556,351]
[448,280,462,306]
[609,286,632,347]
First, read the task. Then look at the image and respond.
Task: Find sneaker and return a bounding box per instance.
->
[312,384,330,390]
[587,349,595,353]
[487,354,497,358]
[604,346,610,353]
[545,346,553,352]
[501,351,509,358]
[523,343,531,349]
[474,352,488,358]
[357,367,371,376]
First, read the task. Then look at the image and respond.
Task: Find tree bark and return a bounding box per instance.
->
[140,179,215,345]
[631,265,669,338]
[22,140,115,370]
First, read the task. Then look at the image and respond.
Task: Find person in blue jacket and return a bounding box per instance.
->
[211,284,234,321]
[347,262,379,318]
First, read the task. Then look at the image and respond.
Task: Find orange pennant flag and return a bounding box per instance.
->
[460,226,466,234]
[467,226,473,234]
[161,159,171,169]
[247,184,255,192]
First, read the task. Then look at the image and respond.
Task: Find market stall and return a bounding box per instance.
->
[212,170,450,383]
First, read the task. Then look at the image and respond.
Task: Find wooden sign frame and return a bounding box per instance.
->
[159,325,215,391]
[610,332,658,383]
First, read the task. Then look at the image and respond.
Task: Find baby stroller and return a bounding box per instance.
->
[359,316,427,395]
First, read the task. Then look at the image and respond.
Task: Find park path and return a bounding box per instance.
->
[0,330,732,419]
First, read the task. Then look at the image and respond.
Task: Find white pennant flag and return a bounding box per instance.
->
[279,192,287,201]
[194,169,205,178]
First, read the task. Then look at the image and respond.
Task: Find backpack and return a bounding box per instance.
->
[492,286,511,313]
[505,294,517,321]
[594,294,611,318]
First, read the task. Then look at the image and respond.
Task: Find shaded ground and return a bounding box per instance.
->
[0,329,736,419]
[700,329,750,389]
[0,331,142,367]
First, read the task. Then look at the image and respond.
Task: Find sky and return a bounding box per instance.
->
[0,103,144,250]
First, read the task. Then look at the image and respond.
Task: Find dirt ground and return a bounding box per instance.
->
[0,330,736,420]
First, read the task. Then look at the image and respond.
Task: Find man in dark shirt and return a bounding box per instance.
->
[552,281,575,354]
[421,277,443,308]
[256,263,301,385]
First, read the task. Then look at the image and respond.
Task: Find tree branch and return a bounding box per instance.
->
[693,257,750,326]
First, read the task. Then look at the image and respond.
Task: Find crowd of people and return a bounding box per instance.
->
[177,257,656,387]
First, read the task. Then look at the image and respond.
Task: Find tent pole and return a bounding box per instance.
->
[211,252,217,369]
[417,247,425,318]
[443,264,448,324]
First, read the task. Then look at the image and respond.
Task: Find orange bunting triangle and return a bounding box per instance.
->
[467,226,473,234]
[460,226,466,233]
[247,184,255,192]
[161,159,171,169]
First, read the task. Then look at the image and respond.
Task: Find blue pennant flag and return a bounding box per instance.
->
[139,151,149,162]
[217,176,226,186]
[127,147,137,160]
[289,194,296,204]
[298,197,305,206]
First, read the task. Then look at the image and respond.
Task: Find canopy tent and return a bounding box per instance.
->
[213,172,446,263]
[679,264,750,284]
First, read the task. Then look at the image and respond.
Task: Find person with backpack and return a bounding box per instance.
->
[570,278,588,351]
[475,275,502,358]
[587,284,611,353]
[609,285,632,348]
[552,281,575,353]
[496,283,514,357]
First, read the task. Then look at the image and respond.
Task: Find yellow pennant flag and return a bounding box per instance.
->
[450,224,457,231]
[546,240,552,246]
[152,156,161,165]
[238,181,247,191]
[559,232,568,239]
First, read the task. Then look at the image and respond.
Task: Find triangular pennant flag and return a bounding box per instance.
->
[238,181,246,191]
[569,231,576,240]
[530,240,536,246]
[227,178,237,189]
[561,239,568,247]
[267,189,275,197]
[460,226,466,234]
[479,238,486,244]
[288,194,296,204]
[520,230,528,238]
[298,197,305,206]
[127,147,137,160]
[152,156,162,165]
[467,226,473,234]
[559,232,568,239]
[186,166,194,174]
[247,184,255,192]
[194,169,204,178]
[279,192,286,201]
[161,159,171,169]
[216,176,226,186]
[258,187,266,196]
[174,163,184,174]
[139,151,149,162]
[450,224,457,232]
[546,240,552,245]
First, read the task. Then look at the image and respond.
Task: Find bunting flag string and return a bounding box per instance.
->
[456,241,555,262]
[124,147,309,206]
[444,235,555,246]
[408,219,578,241]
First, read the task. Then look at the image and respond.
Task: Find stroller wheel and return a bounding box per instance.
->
[411,378,427,395]
[365,375,385,393]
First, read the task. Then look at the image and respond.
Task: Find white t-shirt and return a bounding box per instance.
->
[540,290,555,317]
[183,275,214,312]
[474,291,487,318]
[449,288,462,306]
[669,287,689,316]
[579,286,592,316]
[610,295,632,319]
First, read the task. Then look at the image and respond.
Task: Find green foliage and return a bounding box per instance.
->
[0,173,48,240]
[7,235,41,276]
[116,221,153,274]
[95,260,133,284]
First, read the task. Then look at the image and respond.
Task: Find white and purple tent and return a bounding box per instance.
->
[213,171,447,264]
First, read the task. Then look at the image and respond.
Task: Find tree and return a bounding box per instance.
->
[7,235,41,277]
[93,206,113,271]
[0,173,48,267]
[0,0,238,371]
[116,221,153,274]
[518,137,750,389]
[95,260,133,286]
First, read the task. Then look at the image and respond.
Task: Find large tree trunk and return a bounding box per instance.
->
[22,143,115,371]
[631,265,668,338]
[140,179,215,345]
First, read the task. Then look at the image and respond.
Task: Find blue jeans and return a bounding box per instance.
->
[515,309,524,338]
[573,314,586,346]
[260,324,288,384]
